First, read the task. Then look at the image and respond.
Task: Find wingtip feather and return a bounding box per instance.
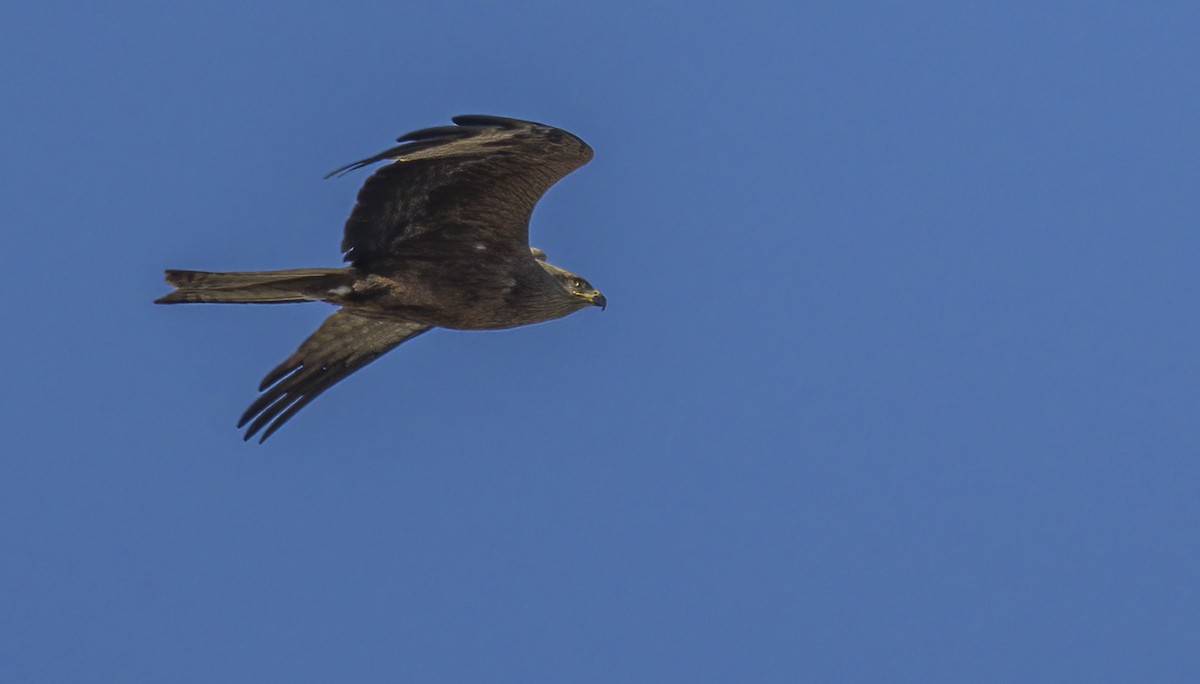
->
[326,115,547,179]
[451,115,531,128]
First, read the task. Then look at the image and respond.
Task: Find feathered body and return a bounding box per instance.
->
[157,115,603,441]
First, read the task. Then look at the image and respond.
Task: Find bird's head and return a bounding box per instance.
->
[532,248,606,311]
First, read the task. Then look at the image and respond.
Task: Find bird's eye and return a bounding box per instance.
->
[571,279,583,289]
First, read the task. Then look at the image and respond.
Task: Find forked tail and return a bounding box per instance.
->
[155,268,353,304]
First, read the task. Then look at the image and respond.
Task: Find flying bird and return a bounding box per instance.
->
[157,115,603,442]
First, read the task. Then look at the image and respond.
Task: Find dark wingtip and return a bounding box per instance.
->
[325,116,536,179]
[239,413,266,442]
[396,125,471,143]
[323,144,410,179]
[256,417,285,443]
[259,362,294,392]
[451,114,533,129]
[323,160,372,180]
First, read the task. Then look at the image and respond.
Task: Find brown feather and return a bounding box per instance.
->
[334,116,592,270]
[157,116,600,441]
[155,268,352,304]
[237,311,430,443]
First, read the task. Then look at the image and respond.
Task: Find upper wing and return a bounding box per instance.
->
[329,115,593,270]
[238,311,430,442]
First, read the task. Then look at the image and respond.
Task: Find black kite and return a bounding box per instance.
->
[157,115,603,442]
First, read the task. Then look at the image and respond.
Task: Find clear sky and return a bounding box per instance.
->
[3,1,1198,681]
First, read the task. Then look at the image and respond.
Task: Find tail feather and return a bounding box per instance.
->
[155,268,353,304]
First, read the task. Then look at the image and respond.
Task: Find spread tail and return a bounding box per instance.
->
[155,268,353,304]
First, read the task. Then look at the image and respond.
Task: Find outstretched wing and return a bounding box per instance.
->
[238,311,430,442]
[329,115,593,270]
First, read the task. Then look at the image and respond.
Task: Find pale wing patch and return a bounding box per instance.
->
[394,129,516,162]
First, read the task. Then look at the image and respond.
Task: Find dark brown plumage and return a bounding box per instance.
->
[157,115,604,442]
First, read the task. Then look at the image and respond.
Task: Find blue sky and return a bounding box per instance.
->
[3,1,1198,681]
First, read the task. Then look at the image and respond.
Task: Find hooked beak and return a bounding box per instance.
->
[574,289,607,310]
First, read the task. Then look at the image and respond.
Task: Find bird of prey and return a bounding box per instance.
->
[157,115,604,442]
